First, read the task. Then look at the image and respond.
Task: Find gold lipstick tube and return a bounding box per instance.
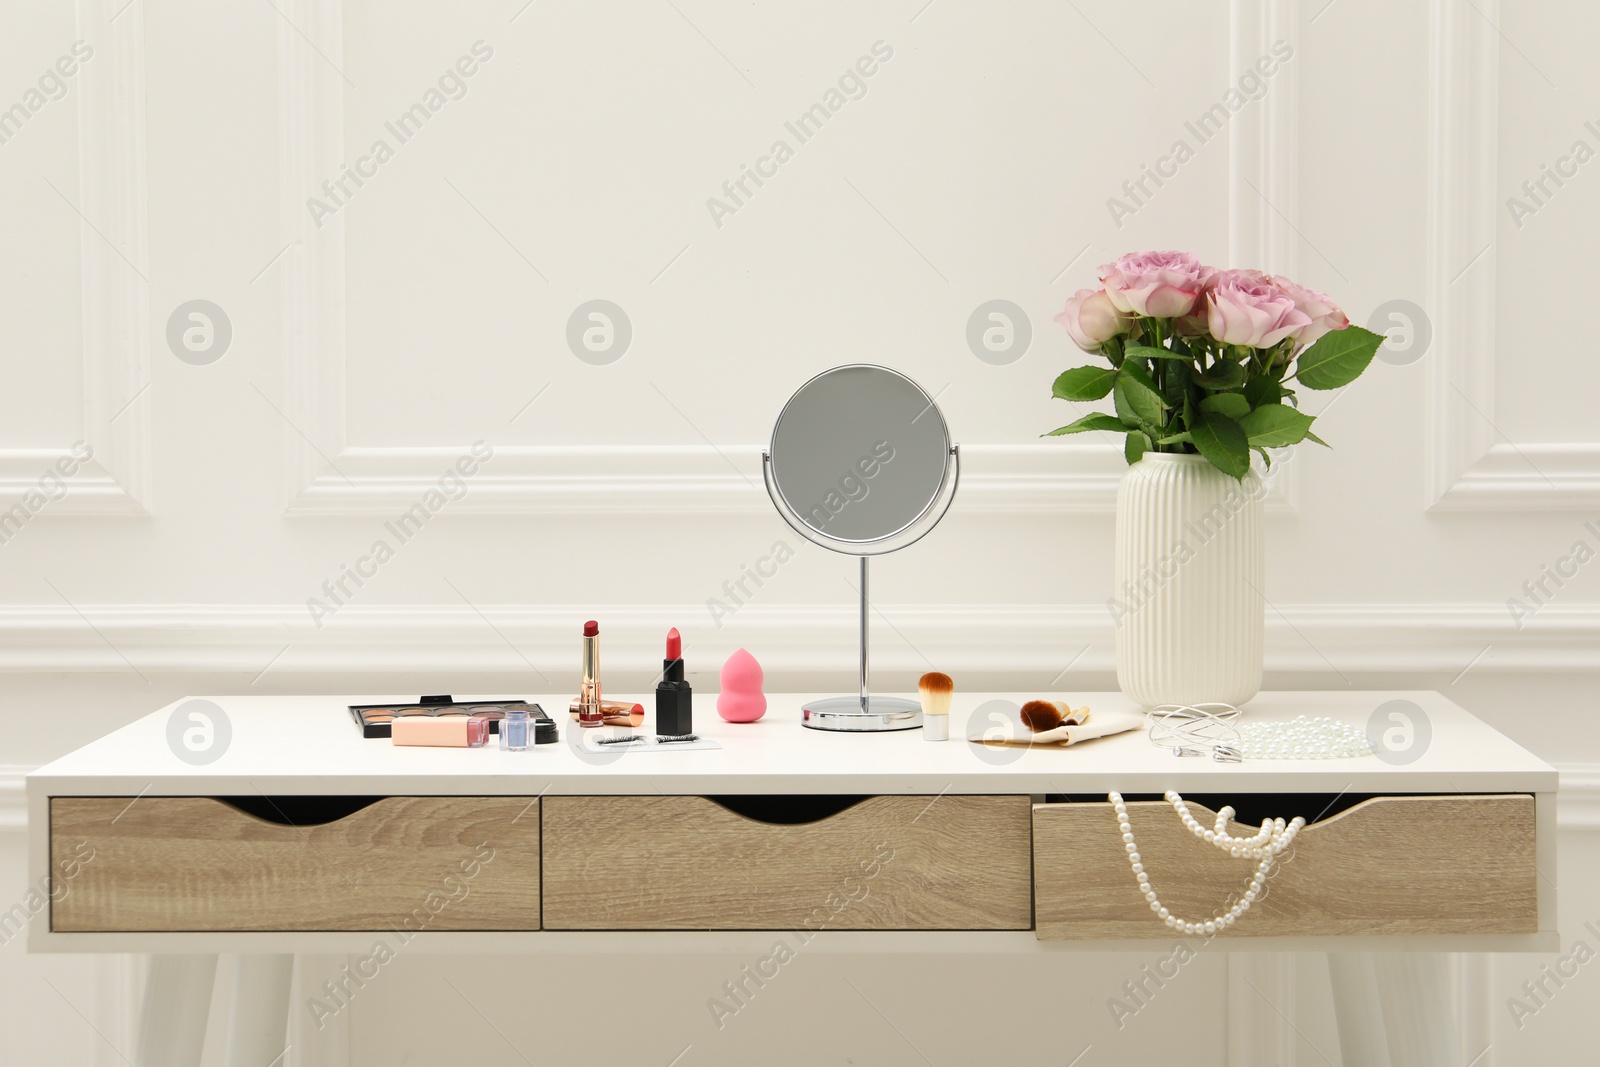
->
[579,621,602,727]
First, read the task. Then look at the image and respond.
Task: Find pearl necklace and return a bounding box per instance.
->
[1236,715,1374,760]
[1108,790,1305,936]
[1149,704,1375,761]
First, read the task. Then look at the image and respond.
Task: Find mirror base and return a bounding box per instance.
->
[801,696,923,732]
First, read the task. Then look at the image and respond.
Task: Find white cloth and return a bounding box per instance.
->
[966,707,1145,747]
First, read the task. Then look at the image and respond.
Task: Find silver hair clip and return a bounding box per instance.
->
[1148,703,1243,761]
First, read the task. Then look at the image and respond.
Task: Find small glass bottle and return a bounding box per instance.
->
[499,706,533,751]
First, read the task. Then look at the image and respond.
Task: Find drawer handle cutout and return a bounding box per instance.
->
[215,795,387,826]
[1043,792,1393,826]
[704,795,872,825]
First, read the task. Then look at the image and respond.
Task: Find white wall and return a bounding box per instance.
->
[2,0,1598,1063]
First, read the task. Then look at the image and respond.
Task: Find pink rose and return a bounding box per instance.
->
[1205,269,1311,348]
[1054,287,1129,350]
[1273,275,1349,346]
[1098,250,1211,319]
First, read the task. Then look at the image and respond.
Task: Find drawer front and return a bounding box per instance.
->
[51,796,538,932]
[542,795,1032,930]
[1034,794,1537,940]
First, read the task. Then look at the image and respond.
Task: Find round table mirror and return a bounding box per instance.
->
[762,365,960,731]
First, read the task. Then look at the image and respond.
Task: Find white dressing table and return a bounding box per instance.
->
[26,690,1556,1066]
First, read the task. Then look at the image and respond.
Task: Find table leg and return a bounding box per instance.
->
[1328,953,1392,1067]
[1372,953,1462,1067]
[1328,952,1462,1067]
[134,954,217,1067]
[225,954,295,1067]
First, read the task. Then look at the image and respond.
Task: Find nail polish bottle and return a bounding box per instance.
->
[500,706,533,751]
[656,627,693,736]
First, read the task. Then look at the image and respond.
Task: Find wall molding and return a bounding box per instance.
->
[0,766,24,832]
[274,7,1300,516]
[0,601,1591,674]
[2,0,157,516]
[1424,0,1600,510]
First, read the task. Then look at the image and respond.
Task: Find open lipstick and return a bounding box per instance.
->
[578,620,603,727]
[567,700,645,727]
[656,627,693,736]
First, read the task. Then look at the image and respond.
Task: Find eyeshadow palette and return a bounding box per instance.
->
[348,694,556,743]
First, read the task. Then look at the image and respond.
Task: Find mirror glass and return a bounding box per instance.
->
[768,365,952,547]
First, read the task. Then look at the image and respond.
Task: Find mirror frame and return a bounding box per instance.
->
[762,363,960,557]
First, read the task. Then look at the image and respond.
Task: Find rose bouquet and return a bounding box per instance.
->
[1048,250,1383,479]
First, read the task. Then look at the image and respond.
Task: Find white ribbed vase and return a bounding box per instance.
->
[1113,453,1265,708]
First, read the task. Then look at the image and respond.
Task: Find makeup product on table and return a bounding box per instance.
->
[655,627,694,736]
[717,647,766,723]
[531,706,558,745]
[578,620,603,728]
[499,705,533,751]
[917,672,953,741]
[392,713,493,748]
[349,695,526,739]
[1021,700,1090,733]
[567,701,645,728]
[968,704,1143,748]
[576,733,722,753]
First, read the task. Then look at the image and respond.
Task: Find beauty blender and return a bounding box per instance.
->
[717,648,767,722]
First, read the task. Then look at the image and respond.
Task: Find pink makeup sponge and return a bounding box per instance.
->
[717,648,767,722]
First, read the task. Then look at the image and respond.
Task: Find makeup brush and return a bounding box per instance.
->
[918,672,953,741]
[1020,700,1089,733]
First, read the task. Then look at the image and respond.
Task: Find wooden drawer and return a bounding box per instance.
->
[542,795,1032,930]
[1034,794,1538,940]
[51,796,539,932]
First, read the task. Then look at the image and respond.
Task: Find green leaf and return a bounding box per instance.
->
[1125,430,1150,464]
[1156,431,1193,446]
[1043,412,1126,436]
[1253,446,1273,469]
[1114,375,1167,428]
[1125,344,1190,361]
[1189,410,1251,480]
[1295,325,1384,390]
[1199,393,1251,420]
[1243,377,1280,409]
[1161,359,1191,411]
[1053,366,1118,401]
[1118,359,1168,404]
[1194,361,1246,390]
[1238,404,1317,448]
[1306,429,1330,448]
[1111,379,1141,427]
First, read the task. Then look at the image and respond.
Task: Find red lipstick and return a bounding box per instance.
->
[656,627,693,736]
[578,620,602,727]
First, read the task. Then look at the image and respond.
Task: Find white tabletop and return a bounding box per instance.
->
[27,690,1556,798]
[27,690,1561,955]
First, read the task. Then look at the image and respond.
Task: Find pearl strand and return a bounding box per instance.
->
[1108,791,1306,936]
[1235,715,1374,760]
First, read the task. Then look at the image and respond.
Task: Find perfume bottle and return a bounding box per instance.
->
[500,706,533,751]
